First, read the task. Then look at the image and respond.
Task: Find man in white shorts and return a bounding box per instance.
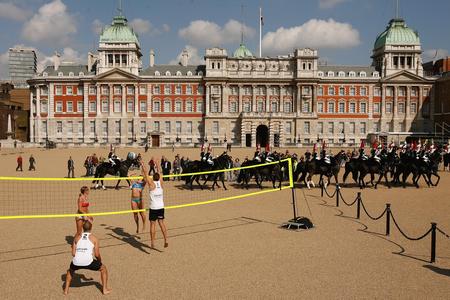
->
[64,221,111,295]
[140,159,169,249]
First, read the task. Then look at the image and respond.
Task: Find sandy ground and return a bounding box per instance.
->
[1,146,450,299]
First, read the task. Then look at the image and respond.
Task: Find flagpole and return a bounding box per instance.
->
[259,7,262,58]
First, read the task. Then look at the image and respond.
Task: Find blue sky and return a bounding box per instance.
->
[0,0,449,78]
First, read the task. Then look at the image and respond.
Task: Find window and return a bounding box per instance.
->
[127,86,134,95]
[303,86,311,95]
[186,101,193,112]
[153,86,160,94]
[41,86,48,95]
[270,86,279,95]
[304,122,310,134]
[317,86,323,96]
[115,121,120,134]
[327,71,334,77]
[77,86,84,96]
[78,121,83,134]
[89,121,95,133]
[349,102,355,113]
[349,71,356,77]
[154,121,160,132]
[328,86,335,95]
[211,85,220,94]
[349,122,355,134]
[102,86,109,95]
[411,102,417,114]
[53,85,61,96]
[424,88,430,96]
[328,102,335,113]
[38,99,48,113]
[398,87,406,97]
[164,84,171,94]
[56,121,62,133]
[338,71,345,77]
[318,122,323,134]
[386,102,392,113]
[56,101,63,113]
[175,101,182,112]
[121,54,127,66]
[386,87,393,97]
[360,87,367,96]
[197,86,204,94]
[360,122,366,134]
[89,101,96,112]
[359,102,366,113]
[77,101,83,113]
[140,121,146,134]
[114,100,121,113]
[102,121,108,134]
[128,121,133,134]
[373,103,380,113]
[101,100,108,112]
[187,121,193,134]
[284,101,292,113]
[230,101,238,113]
[176,121,181,134]
[127,100,134,112]
[186,85,192,95]
[140,101,147,112]
[243,101,251,112]
[359,72,366,77]
[374,87,381,97]
[338,122,344,133]
[165,121,171,133]
[271,102,278,112]
[67,101,73,112]
[213,121,219,134]
[164,100,171,112]
[114,86,121,95]
[153,101,160,112]
[349,87,355,96]
[230,86,238,95]
[398,102,405,114]
[196,101,203,112]
[89,86,96,95]
[328,122,334,134]
[318,102,324,113]
[139,85,147,95]
[175,85,182,95]
[339,102,346,113]
[211,101,219,113]
[285,122,292,134]
[302,101,310,113]
[411,87,418,97]
[257,101,264,112]
[244,86,251,95]
[373,123,380,133]
[66,86,73,95]
[339,87,345,96]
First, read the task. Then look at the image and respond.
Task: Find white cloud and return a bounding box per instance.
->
[0,51,9,79]
[262,18,360,55]
[162,24,170,32]
[422,48,449,62]
[21,0,77,46]
[318,0,349,9]
[36,47,85,72]
[179,19,255,47]
[169,45,204,65]
[91,19,104,35]
[129,18,164,36]
[0,2,32,21]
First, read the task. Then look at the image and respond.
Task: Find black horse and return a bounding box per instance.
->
[300,152,346,189]
[92,157,137,190]
[201,152,233,190]
[357,152,391,189]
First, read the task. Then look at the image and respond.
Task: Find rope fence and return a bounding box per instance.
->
[320,183,449,263]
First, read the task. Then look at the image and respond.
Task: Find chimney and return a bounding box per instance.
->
[87,52,94,72]
[180,49,189,66]
[54,51,61,71]
[149,49,155,67]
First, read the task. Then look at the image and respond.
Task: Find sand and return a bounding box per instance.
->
[0,146,450,299]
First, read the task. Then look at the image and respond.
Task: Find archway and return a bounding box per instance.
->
[256,125,269,148]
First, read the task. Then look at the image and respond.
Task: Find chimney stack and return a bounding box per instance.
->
[180,49,189,66]
[87,52,94,72]
[149,49,155,67]
[54,51,61,71]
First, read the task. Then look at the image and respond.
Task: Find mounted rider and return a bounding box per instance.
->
[108,148,119,167]
[372,142,382,163]
[200,143,206,160]
[321,141,331,165]
[388,140,396,153]
[358,140,368,160]
[254,143,262,162]
[202,144,214,166]
[264,144,274,162]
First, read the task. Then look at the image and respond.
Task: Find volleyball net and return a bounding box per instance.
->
[0,158,293,220]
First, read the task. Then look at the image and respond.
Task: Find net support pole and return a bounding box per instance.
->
[385,204,391,236]
[431,222,437,263]
[356,192,361,219]
[291,187,297,219]
[336,184,340,207]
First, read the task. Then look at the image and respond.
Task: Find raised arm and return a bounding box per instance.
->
[140,160,156,190]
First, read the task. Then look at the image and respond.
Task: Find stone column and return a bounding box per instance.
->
[205,84,210,113]
[252,85,257,112]
[96,85,101,117]
[134,84,139,117]
[121,84,126,117]
[418,86,424,120]
[238,85,243,112]
[266,85,270,113]
[393,86,398,119]
[296,85,301,115]
[108,84,113,117]
[30,88,35,143]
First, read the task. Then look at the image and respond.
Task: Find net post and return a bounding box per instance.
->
[356,192,361,219]
[321,183,324,197]
[431,222,437,263]
[336,184,340,207]
[288,158,297,219]
[385,203,391,236]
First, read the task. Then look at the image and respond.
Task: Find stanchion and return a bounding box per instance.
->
[385,204,391,236]
[356,192,361,219]
[431,222,437,263]
[336,184,340,207]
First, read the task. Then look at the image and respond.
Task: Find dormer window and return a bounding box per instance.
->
[79,72,84,76]
[187,71,192,76]
[165,71,171,76]
[359,71,366,77]
[155,71,160,76]
[372,71,379,77]
[69,72,74,77]
[338,71,345,77]
[43,72,48,77]
[349,71,356,77]
[176,71,182,76]
[197,71,203,76]
[318,71,324,77]
[58,72,63,77]
[327,71,334,77]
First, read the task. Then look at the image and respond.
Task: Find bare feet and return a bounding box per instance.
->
[150,243,155,249]
[103,288,112,295]
[63,290,68,295]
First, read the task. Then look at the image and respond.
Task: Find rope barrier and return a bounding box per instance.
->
[360,200,387,221]
[338,189,358,207]
[437,227,450,239]
[389,212,433,241]
[322,185,337,198]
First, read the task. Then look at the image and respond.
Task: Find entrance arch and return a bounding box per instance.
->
[256,125,269,148]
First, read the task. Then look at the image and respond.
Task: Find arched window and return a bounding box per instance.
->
[58,72,63,77]
[43,72,48,77]
[257,100,264,112]
[338,71,345,77]
[328,101,335,113]
[186,100,193,112]
[229,101,238,113]
[218,62,221,69]
[327,71,334,77]
[187,71,193,76]
[197,71,203,76]
[317,71,324,77]
[165,71,171,76]
[302,63,306,70]
[284,101,292,113]
[175,100,182,112]
[308,63,312,70]
[154,71,160,76]
[349,71,356,77]
[69,72,74,77]
[164,100,171,112]
[359,71,366,77]
[372,71,379,77]
[271,101,278,112]
[212,62,215,69]
[79,72,84,76]
[153,100,161,112]
[176,71,182,76]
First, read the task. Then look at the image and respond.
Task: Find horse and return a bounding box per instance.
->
[357,152,391,189]
[92,157,137,190]
[201,152,233,190]
[300,152,346,189]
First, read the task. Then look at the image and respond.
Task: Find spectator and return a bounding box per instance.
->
[227,143,232,152]
[91,153,98,175]
[16,155,23,171]
[180,156,186,170]
[161,156,171,181]
[148,157,156,175]
[28,155,36,171]
[68,156,75,178]
[172,156,181,181]
[144,143,149,153]
[233,158,241,181]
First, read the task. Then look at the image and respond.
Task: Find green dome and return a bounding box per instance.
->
[374,18,420,49]
[99,15,140,46]
[233,43,254,58]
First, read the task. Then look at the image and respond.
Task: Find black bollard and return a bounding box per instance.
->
[431,222,437,263]
[336,184,340,207]
[385,204,391,236]
[356,192,361,219]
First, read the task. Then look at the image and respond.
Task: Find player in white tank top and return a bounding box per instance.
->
[72,232,94,266]
[150,180,164,210]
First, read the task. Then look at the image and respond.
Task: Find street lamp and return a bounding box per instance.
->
[224,134,227,143]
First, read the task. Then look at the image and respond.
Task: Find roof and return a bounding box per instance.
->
[140,65,206,76]
[233,43,254,59]
[39,65,93,76]
[318,65,377,75]
[99,15,140,46]
[374,18,420,49]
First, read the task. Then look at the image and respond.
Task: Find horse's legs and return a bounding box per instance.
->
[115,179,121,190]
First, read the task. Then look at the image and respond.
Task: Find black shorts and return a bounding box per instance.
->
[149,208,165,221]
[69,259,102,271]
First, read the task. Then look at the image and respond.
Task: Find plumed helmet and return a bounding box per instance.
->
[127,152,137,160]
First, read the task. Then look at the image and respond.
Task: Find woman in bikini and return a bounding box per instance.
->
[130,175,146,233]
[75,186,93,238]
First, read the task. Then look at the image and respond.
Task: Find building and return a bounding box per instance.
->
[27,11,436,148]
[433,72,450,139]
[9,47,37,89]
[0,82,29,142]
[424,57,450,77]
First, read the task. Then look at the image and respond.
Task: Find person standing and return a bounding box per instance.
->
[28,155,36,171]
[140,160,168,249]
[130,175,146,233]
[161,156,171,181]
[172,155,181,181]
[75,186,93,238]
[68,156,75,178]
[64,221,111,295]
[148,157,156,175]
[16,155,23,171]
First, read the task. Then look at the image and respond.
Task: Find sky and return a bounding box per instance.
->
[0,0,449,79]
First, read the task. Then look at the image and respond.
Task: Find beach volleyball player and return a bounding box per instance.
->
[140,158,169,249]
[130,173,146,233]
[75,186,93,238]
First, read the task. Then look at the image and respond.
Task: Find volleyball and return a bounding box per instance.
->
[127,152,137,160]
